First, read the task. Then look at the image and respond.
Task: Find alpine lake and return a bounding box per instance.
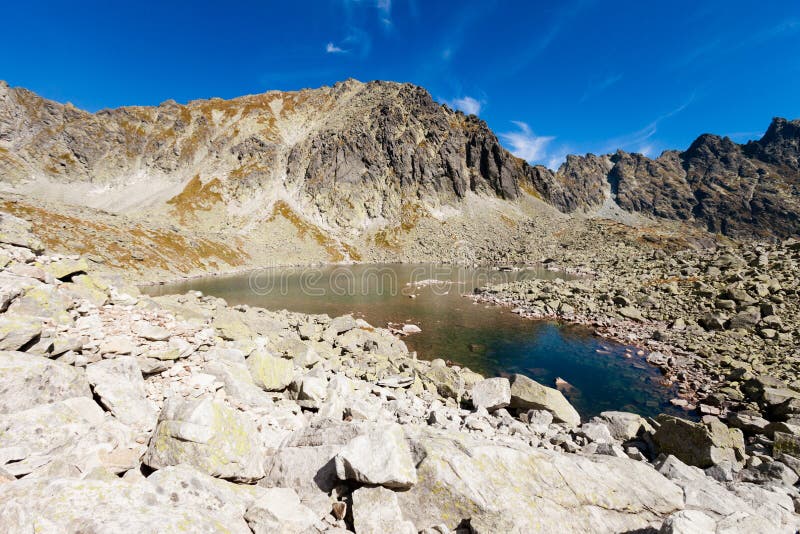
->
[143,264,681,419]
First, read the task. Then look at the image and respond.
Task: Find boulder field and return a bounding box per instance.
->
[0,211,798,533]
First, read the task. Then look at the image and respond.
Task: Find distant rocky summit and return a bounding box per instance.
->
[530,116,800,239]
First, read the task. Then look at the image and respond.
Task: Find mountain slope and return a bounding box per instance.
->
[0,80,534,231]
[0,79,798,275]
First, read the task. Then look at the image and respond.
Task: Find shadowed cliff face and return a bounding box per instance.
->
[0,78,798,239]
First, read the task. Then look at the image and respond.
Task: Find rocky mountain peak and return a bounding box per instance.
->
[762,116,800,142]
[0,80,798,240]
[744,117,800,172]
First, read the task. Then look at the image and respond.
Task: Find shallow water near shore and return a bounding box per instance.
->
[144,264,680,418]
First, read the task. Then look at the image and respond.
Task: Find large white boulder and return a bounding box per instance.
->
[0,397,141,477]
[335,423,417,489]
[86,356,157,430]
[0,351,91,414]
[144,398,265,482]
[509,373,581,427]
[0,476,250,533]
[397,426,685,533]
[146,464,264,529]
[471,377,511,411]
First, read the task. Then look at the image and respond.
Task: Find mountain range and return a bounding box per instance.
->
[0,79,798,276]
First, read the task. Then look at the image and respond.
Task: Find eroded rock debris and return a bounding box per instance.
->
[0,209,798,533]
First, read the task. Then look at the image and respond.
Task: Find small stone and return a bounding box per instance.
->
[133,322,171,341]
[523,409,554,426]
[598,411,651,441]
[618,306,644,321]
[659,510,717,534]
[99,335,138,356]
[328,315,357,334]
[331,501,346,520]
[401,324,421,334]
[578,422,614,444]
[773,432,800,458]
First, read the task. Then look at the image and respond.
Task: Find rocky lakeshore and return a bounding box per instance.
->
[2,211,800,533]
[474,235,800,408]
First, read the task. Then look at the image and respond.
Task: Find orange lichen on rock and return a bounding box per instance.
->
[166,175,224,224]
[499,214,517,228]
[373,228,401,251]
[400,201,425,232]
[229,161,271,180]
[0,199,247,276]
[374,201,429,250]
[267,200,360,262]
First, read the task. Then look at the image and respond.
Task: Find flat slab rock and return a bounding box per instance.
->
[0,476,252,533]
[397,425,684,533]
[0,351,91,414]
[0,397,141,477]
[86,356,157,430]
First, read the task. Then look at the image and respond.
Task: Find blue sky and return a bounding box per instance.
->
[2,1,799,168]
